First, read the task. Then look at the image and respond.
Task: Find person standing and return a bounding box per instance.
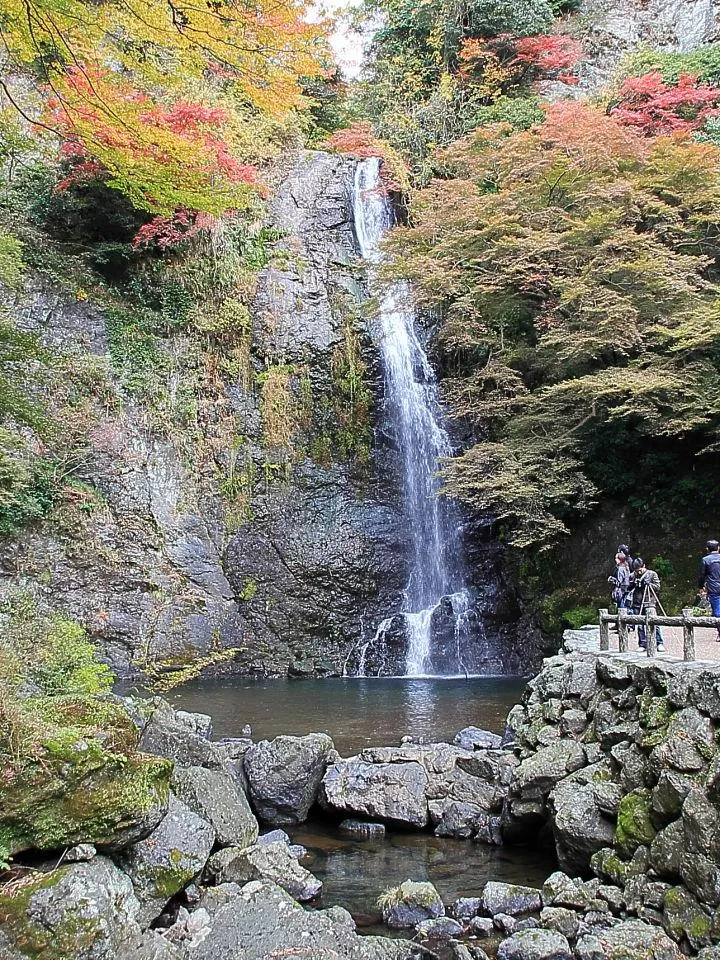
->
[630,558,665,652]
[698,540,720,642]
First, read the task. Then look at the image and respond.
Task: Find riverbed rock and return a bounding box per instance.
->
[452,897,483,920]
[454,727,504,751]
[497,929,572,960]
[186,879,415,959]
[203,841,322,901]
[416,917,464,938]
[321,759,429,827]
[481,881,542,917]
[118,794,215,926]
[339,819,386,838]
[587,919,683,959]
[171,765,258,848]
[540,907,579,940]
[0,858,141,959]
[379,880,445,928]
[244,733,335,825]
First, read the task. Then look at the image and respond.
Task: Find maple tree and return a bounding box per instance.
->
[610,71,720,136]
[384,102,720,546]
[458,33,581,94]
[0,0,330,214]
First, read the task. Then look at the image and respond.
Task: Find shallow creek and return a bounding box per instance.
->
[167,676,553,933]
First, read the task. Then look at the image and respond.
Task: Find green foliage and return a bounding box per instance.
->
[350,0,559,169]
[385,102,720,548]
[473,94,545,130]
[0,232,25,289]
[622,44,720,86]
[0,593,113,698]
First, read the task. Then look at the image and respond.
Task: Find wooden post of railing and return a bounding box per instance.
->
[682,607,695,662]
[618,607,628,653]
[646,605,657,657]
[599,608,609,651]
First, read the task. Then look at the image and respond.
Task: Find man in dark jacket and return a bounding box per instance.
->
[631,558,665,652]
[699,540,720,641]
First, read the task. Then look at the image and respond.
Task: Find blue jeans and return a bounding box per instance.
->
[709,594,720,618]
[634,608,663,647]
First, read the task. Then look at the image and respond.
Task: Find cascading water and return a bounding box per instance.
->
[349,157,479,678]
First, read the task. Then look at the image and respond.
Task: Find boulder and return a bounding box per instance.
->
[497,929,572,960]
[614,790,656,857]
[0,698,171,860]
[481,881,542,917]
[663,885,713,951]
[589,919,683,960]
[244,733,335,825]
[454,727,503,751]
[470,916,495,937]
[171,766,258,848]
[379,880,444,928]
[138,701,225,769]
[117,795,215,926]
[203,841,322,902]
[540,907,579,940]
[650,821,684,879]
[339,819,386,839]
[550,780,615,875]
[0,857,141,959]
[429,800,500,841]
[511,741,586,800]
[117,931,184,960]
[321,759,429,828]
[416,917,464,938]
[451,897,483,920]
[458,750,518,786]
[187,879,414,960]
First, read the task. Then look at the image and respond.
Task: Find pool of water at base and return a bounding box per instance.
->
[289,819,556,935]
[166,675,527,757]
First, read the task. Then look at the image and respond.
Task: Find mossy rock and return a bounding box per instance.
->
[0,858,140,959]
[615,789,657,857]
[0,696,171,861]
[639,692,674,732]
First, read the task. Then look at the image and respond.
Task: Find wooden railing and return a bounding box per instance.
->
[599,607,720,660]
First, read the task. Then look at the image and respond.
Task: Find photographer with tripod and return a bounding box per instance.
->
[630,558,666,653]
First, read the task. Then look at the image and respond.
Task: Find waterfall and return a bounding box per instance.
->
[349,157,476,678]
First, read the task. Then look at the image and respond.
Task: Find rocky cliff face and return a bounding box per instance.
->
[571,0,719,93]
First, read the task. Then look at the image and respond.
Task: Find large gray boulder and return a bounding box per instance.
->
[204,841,322,902]
[588,920,683,959]
[171,766,258,847]
[481,881,542,917]
[454,727,503,751]
[138,702,225,770]
[497,929,572,960]
[379,880,445,928]
[118,795,215,926]
[185,879,415,959]
[244,734,335,825]
[550,780,616,875]
[0,858,142,959]
[511,742,586,800]
[321,759,429,827]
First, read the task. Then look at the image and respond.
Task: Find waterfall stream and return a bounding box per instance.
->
[350,157,476,677]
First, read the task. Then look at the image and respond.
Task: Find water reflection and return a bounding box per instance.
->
[292,821,556,929]
[168,676,526,755]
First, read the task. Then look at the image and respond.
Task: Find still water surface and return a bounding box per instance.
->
[166,675,549,929]
[169,676,526,756]
[292,820,555,930]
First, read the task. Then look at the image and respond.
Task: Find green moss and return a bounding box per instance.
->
[0,868,102,959]
[150,861,196,900]
[0,697,171,857]
[615,789,656,856]
[639,692,673,731]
